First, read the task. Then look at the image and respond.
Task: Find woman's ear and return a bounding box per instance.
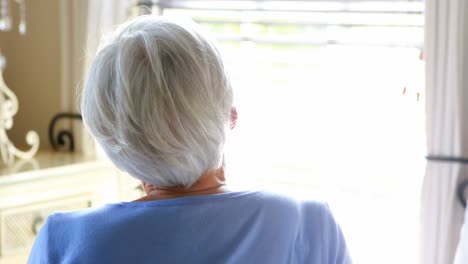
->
[142,182,157,195]
[230,107,238,129]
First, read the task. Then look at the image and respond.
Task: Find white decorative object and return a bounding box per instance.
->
[0,54,39,164]
[0,0,38,164]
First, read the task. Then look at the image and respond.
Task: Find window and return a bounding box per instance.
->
[139,1,425,263]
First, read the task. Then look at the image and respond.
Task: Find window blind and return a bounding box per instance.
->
[133,0,423,48]
[139,0,423,13]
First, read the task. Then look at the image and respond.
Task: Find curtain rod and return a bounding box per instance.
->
[426,155,468,164]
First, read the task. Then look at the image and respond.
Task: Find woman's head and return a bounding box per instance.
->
[81,15,233,187]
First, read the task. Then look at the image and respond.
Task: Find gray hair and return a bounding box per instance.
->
[81,15,233,187]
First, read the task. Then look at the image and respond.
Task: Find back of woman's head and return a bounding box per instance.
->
[81,15,233,187]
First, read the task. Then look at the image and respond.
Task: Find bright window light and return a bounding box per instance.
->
[155,1,425,263]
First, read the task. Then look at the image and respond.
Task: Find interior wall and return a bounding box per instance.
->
[0,0,62,150]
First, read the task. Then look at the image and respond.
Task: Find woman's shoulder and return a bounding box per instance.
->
[241,190,331,221]
[252,190,329,210]
[44,190,332,226]
[44,203,122,231]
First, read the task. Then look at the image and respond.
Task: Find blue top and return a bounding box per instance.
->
[28,190,351,264]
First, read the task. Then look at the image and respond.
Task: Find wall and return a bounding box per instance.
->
[0,0,62,150]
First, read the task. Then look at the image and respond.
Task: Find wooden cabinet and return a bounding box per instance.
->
[0,151,135,264]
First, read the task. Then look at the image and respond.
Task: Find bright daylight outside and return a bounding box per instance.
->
[148,1,426,263]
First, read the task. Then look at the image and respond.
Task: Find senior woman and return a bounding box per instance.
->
[28,16,351,264]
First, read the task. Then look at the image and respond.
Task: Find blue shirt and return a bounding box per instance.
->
[28,190,351,264]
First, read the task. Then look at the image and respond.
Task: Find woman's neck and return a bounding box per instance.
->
[134,168,228,202]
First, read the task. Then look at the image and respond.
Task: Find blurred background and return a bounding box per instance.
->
[0,1,428,263]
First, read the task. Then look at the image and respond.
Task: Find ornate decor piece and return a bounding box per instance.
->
[0,0,37,164]
[0,55,39,165]
[48,113,83,152]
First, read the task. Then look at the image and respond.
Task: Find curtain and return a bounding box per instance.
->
[421,1,468,264]
[59,0,131,155]
[454,206,468,264]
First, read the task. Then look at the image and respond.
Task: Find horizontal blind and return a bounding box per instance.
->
[140,0,423,13]
[133,0,423,48]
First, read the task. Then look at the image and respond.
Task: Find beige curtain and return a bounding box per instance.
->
[59,0,131,155]
[421,0,468,264]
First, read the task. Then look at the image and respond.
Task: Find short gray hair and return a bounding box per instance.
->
[81,16,233,187]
